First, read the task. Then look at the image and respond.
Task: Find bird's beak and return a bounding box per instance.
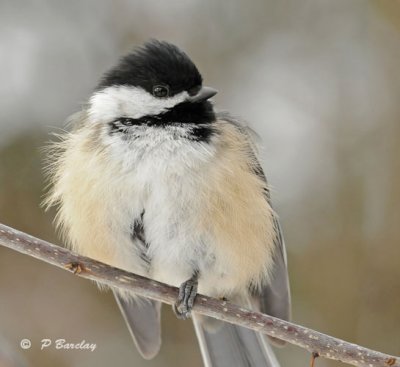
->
[188,86,218,103]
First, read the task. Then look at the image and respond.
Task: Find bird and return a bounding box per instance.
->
[44,40,291,367]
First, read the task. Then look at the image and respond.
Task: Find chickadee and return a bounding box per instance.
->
[45,40,291,367]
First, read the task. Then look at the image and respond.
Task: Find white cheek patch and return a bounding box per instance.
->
[88,85,189,123]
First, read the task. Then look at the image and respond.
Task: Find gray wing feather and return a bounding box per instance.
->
[113,291,162,359]
[218,111,291,334]
[256,217,291,347]
[192,315,280,367]
[259,217,291,322]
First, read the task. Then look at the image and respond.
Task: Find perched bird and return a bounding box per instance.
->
[44,40,291,367]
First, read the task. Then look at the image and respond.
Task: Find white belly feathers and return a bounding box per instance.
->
[46,119,276,298]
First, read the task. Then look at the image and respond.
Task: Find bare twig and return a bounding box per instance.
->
[0,222,398,367]
[311,352,320,367]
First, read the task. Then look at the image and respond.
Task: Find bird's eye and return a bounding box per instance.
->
[152,85,169,98]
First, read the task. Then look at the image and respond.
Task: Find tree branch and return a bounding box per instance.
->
[0,222,398,367]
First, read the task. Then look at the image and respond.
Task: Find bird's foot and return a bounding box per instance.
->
[173,276,198,319]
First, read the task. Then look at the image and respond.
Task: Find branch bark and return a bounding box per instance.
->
[0,222,398,367]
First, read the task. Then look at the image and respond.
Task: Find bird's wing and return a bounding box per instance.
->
[258,216,291,322]
[113,292,162,359]
[254,215,291,347]
[192,315,280,367]
[113,211,162,359]
[217,111,291,337]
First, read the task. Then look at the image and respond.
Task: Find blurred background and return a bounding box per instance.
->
[0,0,399,366]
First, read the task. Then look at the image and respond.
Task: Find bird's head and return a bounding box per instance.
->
[88,40,217,138]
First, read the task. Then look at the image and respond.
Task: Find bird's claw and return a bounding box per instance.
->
[173,277,198,319]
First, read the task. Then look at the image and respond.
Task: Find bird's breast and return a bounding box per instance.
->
[117,121,277,297]
[54,120,276,299]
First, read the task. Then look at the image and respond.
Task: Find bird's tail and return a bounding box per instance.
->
[192,314,280,367]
